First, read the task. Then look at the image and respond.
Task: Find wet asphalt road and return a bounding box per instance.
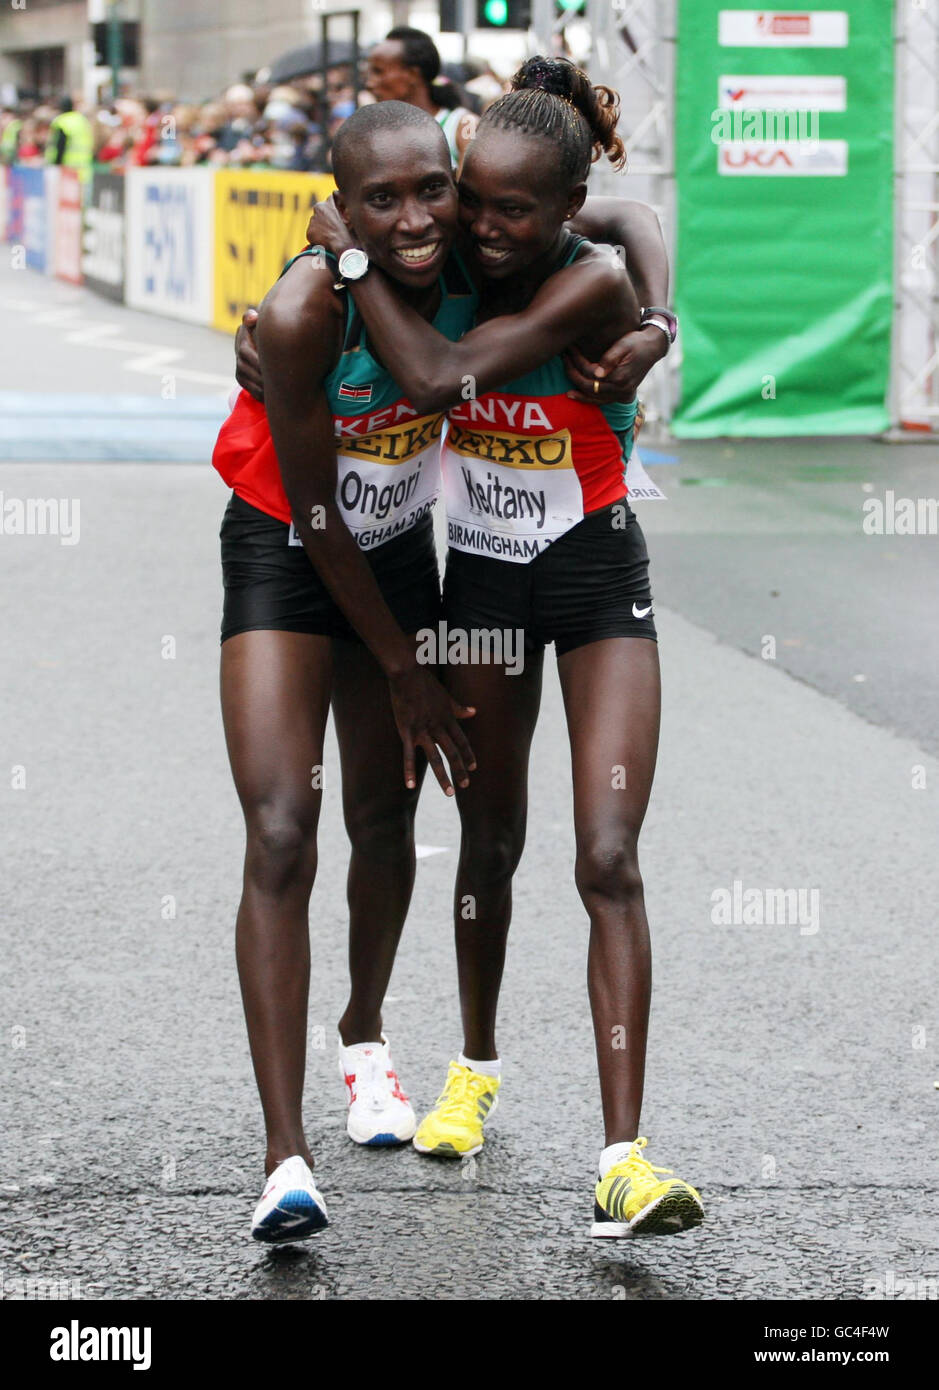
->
[1,263,937,1302]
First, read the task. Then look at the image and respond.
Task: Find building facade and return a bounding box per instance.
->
[136,0,396,103]
[0,2,408,106]
[0,1,99,101]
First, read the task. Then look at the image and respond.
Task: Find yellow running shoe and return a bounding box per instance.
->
[592,1137,704,1238]
[412,1061,500,1158]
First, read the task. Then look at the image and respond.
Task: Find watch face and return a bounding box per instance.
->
[339,248,368,280]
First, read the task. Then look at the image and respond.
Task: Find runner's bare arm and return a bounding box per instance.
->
[564,197,670,402]
[571,198,669,307]
[286,197,662,407]
[328,256,638,414]
[243,210,660,411]
[258,267,476,793]
[235,308,263,401]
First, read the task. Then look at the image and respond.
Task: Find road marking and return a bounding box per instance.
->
[4,296,232,390]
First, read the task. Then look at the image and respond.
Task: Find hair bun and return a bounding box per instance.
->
[515,56,575,100]
[486,54,627,178]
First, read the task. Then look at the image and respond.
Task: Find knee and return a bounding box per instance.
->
[246,810,317,894]
[345,796,415,865]
[461,823,525,888]
[574,836,643,909]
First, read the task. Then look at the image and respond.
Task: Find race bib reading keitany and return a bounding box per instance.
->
[441,399,584,564]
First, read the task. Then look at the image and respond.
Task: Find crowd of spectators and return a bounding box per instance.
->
[0,53,507,176]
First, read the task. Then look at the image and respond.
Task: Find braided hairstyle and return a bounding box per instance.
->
[479,55,626,184]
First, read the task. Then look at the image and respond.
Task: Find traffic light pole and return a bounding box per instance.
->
[529,0,555,50]
[107,1,123,102]
[459,0,471,60]
[437,0,472,59]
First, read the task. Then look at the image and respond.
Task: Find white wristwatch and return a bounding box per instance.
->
[334,247,369,289]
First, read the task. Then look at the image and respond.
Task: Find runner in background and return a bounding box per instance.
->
[366,27,478,172]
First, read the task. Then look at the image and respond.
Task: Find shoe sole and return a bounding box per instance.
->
[347,1123,416,1147]
[252,1190,329,1244]
[591,1188,704,1239]
[412,1138,482,1158]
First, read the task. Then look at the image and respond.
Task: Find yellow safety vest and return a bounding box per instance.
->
[0,118,22,164]
[45,111,94,182]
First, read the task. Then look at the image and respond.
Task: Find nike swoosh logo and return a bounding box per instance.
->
[632,603,653,618]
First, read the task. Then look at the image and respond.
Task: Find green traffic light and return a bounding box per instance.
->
[557,0,585,9]
[483,0,509,23]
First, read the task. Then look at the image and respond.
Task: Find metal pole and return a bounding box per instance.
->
[320,10,360,173]
[889,0,939,432]
[585,0,677,430]
[530,0,555,52]
[321,11,331,170]
[889,0,904,432]
[107,1,123,101]
[461,0,471,65]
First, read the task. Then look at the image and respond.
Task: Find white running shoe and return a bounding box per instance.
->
[250,1155,329,1244]
[338,1033,417,1146]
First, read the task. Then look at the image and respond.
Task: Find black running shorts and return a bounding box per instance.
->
[220,492,441,644]
[442,498,656,659]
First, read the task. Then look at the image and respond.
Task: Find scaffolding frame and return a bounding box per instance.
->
[581,0,678,434]
[891,0,939,433]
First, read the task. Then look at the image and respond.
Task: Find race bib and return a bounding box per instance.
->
[624,448,667,501]
[442,418,583,563]
[334,412,444,550]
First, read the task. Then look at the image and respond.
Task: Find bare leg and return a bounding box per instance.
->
[220,629,332,1175]
[557,637,661,1146]
[330,636,427,1045]
[445,655,544,1060]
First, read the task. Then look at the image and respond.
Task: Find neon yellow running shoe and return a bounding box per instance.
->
[592,1137,704,1238]
[412,1061,500,1158]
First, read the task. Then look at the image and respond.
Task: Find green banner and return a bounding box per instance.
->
[673,3,893,436]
